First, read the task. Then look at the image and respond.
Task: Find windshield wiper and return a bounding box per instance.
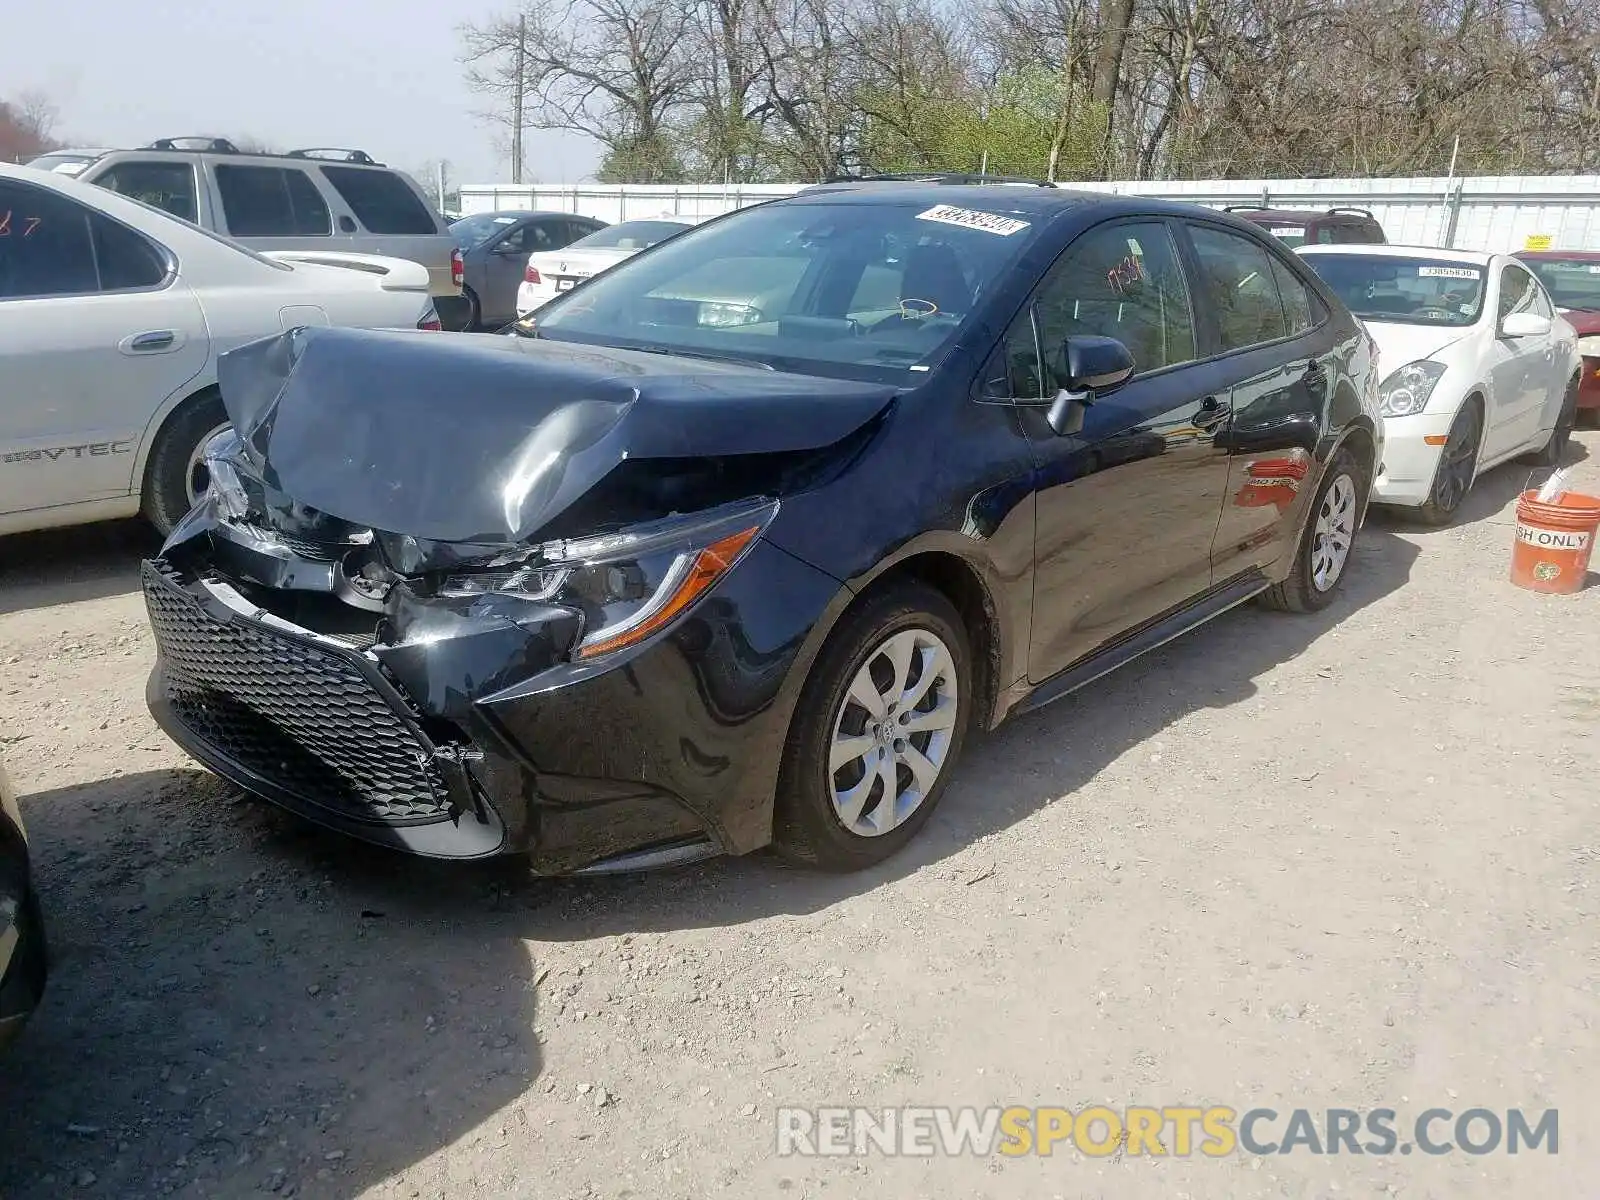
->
[864,347,927,363]
[632,344,776,370]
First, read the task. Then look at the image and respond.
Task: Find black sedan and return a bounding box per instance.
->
[142,185,1383,873]
[1,753,46,1050]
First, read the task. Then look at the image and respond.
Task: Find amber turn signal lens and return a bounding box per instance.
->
[575,526,761,660]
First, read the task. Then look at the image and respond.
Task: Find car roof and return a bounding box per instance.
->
[462,210,579,220]
[1297,243,1495,266]
[784,182,1093,215]
[1516,249,1600,262]
[773,183,1256,226]
[35,143,403,171]
[1225,206,1375,222]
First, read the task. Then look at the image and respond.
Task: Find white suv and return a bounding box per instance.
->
[29,139,467,326]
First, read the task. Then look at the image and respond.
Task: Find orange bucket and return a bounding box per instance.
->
[1511,489,1600,594]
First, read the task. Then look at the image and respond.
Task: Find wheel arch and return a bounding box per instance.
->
[828,542,1011,733]
[134,377,222,499]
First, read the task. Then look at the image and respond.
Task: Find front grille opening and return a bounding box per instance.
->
[144,561,452,826]
[228,580,383,649]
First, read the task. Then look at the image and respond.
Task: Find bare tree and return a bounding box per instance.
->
[462,0,697,182]
[0,90,60,163]
[456,0,1598,182]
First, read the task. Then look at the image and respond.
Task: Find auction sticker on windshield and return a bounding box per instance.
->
[1269,227,1306,239]
[916,206,1030,236]
[1417,266,1480,279]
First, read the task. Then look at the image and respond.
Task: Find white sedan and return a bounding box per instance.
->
[1299,244,1581,523]
[515,216,694,316]
[0,162,442,538]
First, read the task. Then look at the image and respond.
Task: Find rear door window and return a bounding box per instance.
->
[215,166,331,237]
[320,167,437,234]
[1187,224,1291,351]
[1267,255,1321,335]
[0,180,167,298]
[94,161,199,223]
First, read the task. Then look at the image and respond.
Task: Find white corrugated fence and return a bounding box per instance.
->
[459,175,1600,253]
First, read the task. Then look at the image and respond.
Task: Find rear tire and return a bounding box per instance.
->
[141,392,229,537]
[772,581,972,871]
[1261,446,1367,614]
[1522,376,1579,467]
[463,287,483,332]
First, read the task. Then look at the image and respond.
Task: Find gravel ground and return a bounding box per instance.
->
[1,437,1597,1199]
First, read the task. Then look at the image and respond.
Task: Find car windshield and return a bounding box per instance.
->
[26,153,99,176]
[1300,253,1486,326]
[526,199,1039,382]
[568,220,689,250]
[450,213,523,249]
[1522,257,1600,312]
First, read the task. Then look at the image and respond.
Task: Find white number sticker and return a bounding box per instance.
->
[1270,227,1306,238]
[915,205,1030,237]
[1417,266,1481,279]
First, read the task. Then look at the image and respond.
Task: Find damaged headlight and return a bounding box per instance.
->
[200,428,251,520]
[441,498,778,660]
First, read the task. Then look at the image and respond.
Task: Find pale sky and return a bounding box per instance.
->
[2,0,603,188]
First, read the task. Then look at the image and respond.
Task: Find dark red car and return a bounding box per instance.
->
[1224,206,1387,248]
[1517,250,1600,420]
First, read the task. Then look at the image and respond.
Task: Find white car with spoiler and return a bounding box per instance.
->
[515,216,695,317]
[0,161,443,538]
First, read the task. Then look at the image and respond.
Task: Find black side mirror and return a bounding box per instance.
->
[1044,335,1135,436]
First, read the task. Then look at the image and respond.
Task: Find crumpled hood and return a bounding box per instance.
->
[216,326,896,544]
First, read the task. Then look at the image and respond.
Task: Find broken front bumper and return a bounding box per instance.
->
[141,535,841,872]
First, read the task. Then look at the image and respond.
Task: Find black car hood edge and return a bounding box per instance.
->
[216,326,898,545]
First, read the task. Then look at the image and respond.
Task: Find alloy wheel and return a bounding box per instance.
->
[184,423,232,507]
[1310,472,1357,591]
[1432,408,1478,514]
[828,628,960,837]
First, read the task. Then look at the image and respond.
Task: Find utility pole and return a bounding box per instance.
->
[511,12,527,184]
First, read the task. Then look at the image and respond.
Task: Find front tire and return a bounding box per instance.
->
[141,393,229,537]
[1262,445,1367,613]
[1414,401,1481,526]
[462,286,483,332]
[772,581,972,871]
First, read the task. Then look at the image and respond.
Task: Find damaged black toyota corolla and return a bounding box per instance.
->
[143,184,1383,873]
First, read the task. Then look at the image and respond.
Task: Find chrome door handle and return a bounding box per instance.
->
[122,330,177,353]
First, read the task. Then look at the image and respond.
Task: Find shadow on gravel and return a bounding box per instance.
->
[0,520,157,617]
[513,524,1424,941]
[0,769,537,1200]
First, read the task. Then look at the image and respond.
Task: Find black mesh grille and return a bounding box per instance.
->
[142,561,452,825]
